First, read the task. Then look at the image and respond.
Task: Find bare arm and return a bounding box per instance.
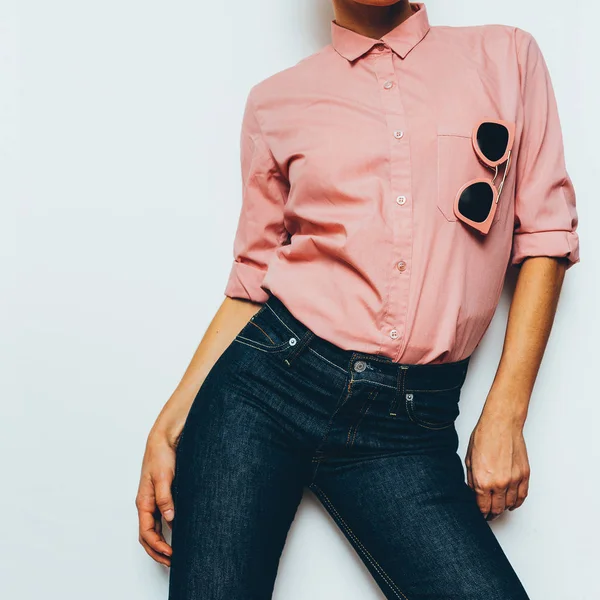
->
[151,296,262,444]
[465,256,569,520]
[135,296,263,566]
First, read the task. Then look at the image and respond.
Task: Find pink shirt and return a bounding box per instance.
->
[224,2,580,365]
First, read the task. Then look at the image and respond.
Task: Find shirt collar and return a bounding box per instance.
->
[331,2,430,62]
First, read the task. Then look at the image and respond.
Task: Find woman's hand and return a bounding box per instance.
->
[465,401,530,521]
[135,418,183,567]
[134,297,262,566]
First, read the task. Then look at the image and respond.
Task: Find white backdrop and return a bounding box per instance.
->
[5,0,599,598]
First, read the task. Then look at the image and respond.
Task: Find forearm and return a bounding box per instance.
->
[151,295,263,443]
[484,256,569,427]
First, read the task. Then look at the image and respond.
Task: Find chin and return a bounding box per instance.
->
[352,0,405,6]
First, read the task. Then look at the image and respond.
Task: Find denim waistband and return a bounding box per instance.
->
[264,292,471,392]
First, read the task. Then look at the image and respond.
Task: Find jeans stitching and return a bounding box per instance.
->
[309,374,354,484]
[307,347,348,374]
[347,390,377,448]
[264,302,301,337]
[266,304,352,374]
[309,483,409,600]
[405,383,463,393]
[389,366,408,416]
[284,330,315,367]
[247,320,275,344]
[346,389,374,447]
[232,339,292,354]
[354,379,397,391]
[265,301,467,390]
[352,354,395,364]
[235,335,291,350]
[405,394,455,430]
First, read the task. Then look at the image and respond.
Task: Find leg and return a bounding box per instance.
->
[309,384,531,600]
[168,341,312,600]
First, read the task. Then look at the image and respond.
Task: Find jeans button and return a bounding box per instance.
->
[354,360,367,372]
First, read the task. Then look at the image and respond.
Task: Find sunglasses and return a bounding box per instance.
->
[453,119,515,235]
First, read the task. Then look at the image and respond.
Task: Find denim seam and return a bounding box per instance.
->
[309,374,354,483]
[389,366,408,416]
[405,383,463,393]
[353,353,396,364]
[346,389,377,448]
[307,347,348,374]
[353,380,397,391]
[309,483,409,600]
[264,302,301,337]
[405,394,454,430]
[284,330,315,367]
[265,303,353,374]
[235,335,291,350]
[247,320,275,344]
[232,339,292,354]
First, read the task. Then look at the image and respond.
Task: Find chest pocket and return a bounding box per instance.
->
[436,125,502,225]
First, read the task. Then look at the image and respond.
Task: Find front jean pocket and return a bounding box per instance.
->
[405,387,461,430]
[437,125,500,224]
[233,303,299,354]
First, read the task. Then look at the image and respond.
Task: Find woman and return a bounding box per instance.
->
[136,2,580,598]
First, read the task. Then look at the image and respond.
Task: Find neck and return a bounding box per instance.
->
[331,1,415,40]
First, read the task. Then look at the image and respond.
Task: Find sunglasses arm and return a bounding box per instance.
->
[496,149,512,201]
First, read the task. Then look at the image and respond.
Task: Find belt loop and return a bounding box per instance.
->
[284,330,315,367]
[389,365,408,417]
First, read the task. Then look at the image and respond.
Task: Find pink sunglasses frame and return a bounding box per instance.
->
[453,118,516,235]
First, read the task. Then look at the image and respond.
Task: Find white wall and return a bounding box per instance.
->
[4,0,598,598]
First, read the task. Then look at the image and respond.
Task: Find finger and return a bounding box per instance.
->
[136,482,173,555]
[475,488,492,519]
[466,463,474,490]
[139,535,171,567]
[139,506,173,557]
[505,482,519,510]
[154,507,173,533]
[488,487,507,520]
[154,472,176,523]
[510,477,529,510]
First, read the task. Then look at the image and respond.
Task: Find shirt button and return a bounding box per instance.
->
[393,130,404,139]
[383,80,394,89]
[374,43,385,51]
[390,329,399,339]
[396,195,406,205]
[396,260,407,272]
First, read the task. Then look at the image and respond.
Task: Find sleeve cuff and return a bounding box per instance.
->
[510,230,580,269]
[224,261,271,303]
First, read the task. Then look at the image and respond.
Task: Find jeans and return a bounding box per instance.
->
[168,292,530,600]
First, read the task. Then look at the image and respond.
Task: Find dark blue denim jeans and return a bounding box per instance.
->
[168,292,530,600]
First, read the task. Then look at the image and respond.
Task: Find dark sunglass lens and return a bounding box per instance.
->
[458,182,494,223]
[477,122,509,162]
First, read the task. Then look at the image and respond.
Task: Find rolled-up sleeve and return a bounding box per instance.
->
[224,87,289,302]
[510,28,580,269]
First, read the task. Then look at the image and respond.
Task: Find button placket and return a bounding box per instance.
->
[373,53,412,361]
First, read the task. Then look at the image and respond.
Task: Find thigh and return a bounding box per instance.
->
[309,387,530,600]
[168,341,313,600]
